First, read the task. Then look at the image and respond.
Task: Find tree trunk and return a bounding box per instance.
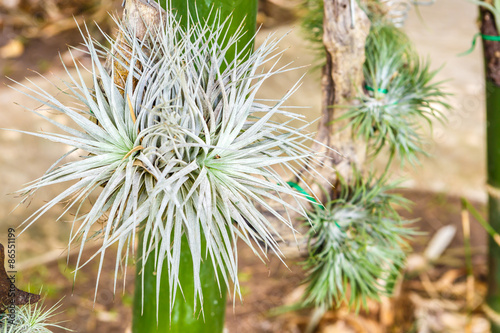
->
[304,0,370,199]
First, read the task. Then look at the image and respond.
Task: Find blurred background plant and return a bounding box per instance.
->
[301,172,412,311]
[294,1,450,330]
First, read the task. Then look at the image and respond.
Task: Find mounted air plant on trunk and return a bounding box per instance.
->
[301,172,412,311]
[342,23,449,165]
[300,0,434,59]
[9,1,326,331]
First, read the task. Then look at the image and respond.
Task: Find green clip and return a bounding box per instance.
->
[286,181,319,205]
[365,85,388,94]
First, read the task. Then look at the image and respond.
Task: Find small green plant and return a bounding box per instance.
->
[301,172,412,310]
[342,24,449,164]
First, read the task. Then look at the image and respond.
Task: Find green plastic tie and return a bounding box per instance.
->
[365,85,388,94]
[459,32,500,57]
[285,182,343,231]
[286,181,318,205]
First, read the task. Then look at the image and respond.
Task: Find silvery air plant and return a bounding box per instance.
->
[0,299,67,333]
[10,4,324,330]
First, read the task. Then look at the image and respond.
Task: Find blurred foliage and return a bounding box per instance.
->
[0,0,120,41]
[300,0,324,51]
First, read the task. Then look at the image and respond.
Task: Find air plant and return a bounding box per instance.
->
[301,171,413,310]
[341,24,449,165]
[10,8,323,319]
[301,2,448,165]
[0,298,68,333]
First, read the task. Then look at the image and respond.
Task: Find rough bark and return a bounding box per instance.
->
[107,0,165,92]
[122,0,164,39]
[304,0,370,199]
[481,8,500,85]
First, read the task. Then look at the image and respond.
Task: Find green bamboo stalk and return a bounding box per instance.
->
[132,235,227,332]
[165,0,258,62]
[474,4,500,330]
[132,1,258,332]
[485,80,500,333]
[473,3,500,329]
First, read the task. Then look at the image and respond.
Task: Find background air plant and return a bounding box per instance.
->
[301,1,448,165]
[11,4,323,331]
[342,24,449,165]
[301,172,412,311]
